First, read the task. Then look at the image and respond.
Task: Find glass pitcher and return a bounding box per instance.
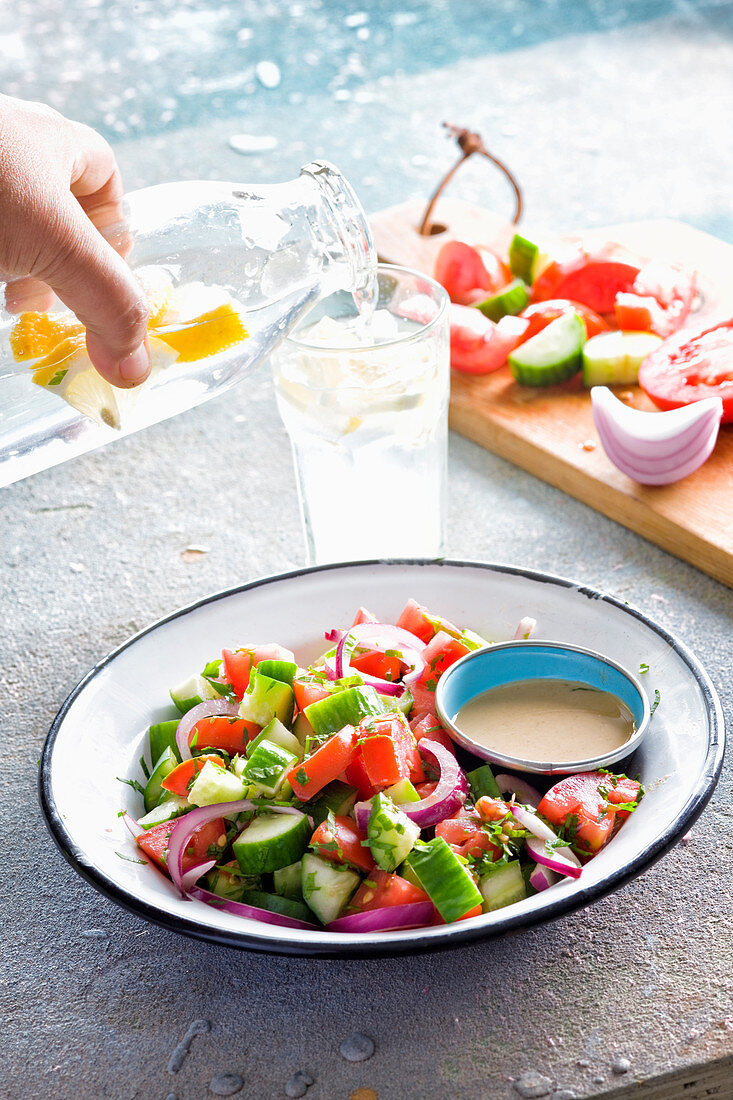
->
[0,161,376,488]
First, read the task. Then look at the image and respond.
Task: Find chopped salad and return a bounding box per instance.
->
[121,598,643,934]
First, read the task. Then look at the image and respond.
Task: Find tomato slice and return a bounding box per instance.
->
[136,817,226,873]
[435,809,502,861]
[518,299,610,344]
[449,305,527,374]
[160,754,227,796]
[189,716,259,755]
[638,317,733,423]
[419,630,472,686]
[350,869,430,912]
[537,771,641,853]
[396,597,460,644]
[435,241,508,305]
[615,261,697,338]
[310,814,375,872]
[287,726,359,800]
[537,260,641,315]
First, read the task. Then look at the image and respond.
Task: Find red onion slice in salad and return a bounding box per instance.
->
[327,901,435,933]
[528,863,560,892]
[353,798,373,835]
[166,799,255,895]
[514,616,537,640]
[526,835,582,880]
[175,699,240,761]
[511,804,582,872]
[120,810,144,839]
[188,885,318,930]
[323,622,426,697]
[494,773,542,809]
[394,738,469,828]
[180,859,217,892]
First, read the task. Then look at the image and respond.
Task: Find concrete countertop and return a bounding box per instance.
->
[2,3,732,1098]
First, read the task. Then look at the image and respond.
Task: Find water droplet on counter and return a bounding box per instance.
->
[611,1056,631,1075]
[339,1033,375,1063]
[209,1072,243,1096]
[256,61,281,89]
[229,133,278,155]
[167,1019,211,1075]
[80,928,108,938]
[514,1070,553,1098]
[552,1091,576,1100]
[285,1070,313,1097]
[166,1093,178,1100]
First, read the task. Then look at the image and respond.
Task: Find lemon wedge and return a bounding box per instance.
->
[9,311,85,361]
[153,301,249,361]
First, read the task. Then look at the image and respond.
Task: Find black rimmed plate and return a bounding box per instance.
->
[39,560,724,956]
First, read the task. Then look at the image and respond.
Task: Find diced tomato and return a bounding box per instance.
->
[351,606,378,626]
[415,780,438,799]
[160,754,226,796]
[350,869,430,912]
[356,712,417,790]
[435,240,509,305]
[293,676,332,712]
[537,771,641,853]
[396,597,460,645]
[449,304,527,374]
[350,650,402,682]
[518,299,610,344]
[603,774,643,822]
[221,643,295,698]
[136,817,226,874]
[287,726,359,801]
[431,902,483,925]
[532,247,640,315]
[410,713,456,756]
[419,630,472,686]
[188,716,260,756]
[615,261,697,338]
[344,750,379,801]
[436,809,502,861]
[310,814,375,872]
[638,317,733,423]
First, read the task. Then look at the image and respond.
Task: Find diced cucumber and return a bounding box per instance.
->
[273,860,304,901]
[508,232,541,282]
[247,717,303,760]
[386,777,420,804]
[204,863,261,902]
[143,746,178,813]
[508,311,585,386]
[478,859,527,912]
[170,673,221,714]
[367,792,421,872]
[397,860,425,892]
[255,659,298,685]
[188,759,248,807]
[381,685,413,717]
[148,720,181,766]
[305,686,385,739]
[406,838,483,923]
[308,780,358,827]
[233,811,310,874]
[239,671,294,728]
[582,330,663,387]
[292,711,314,747]
[137,794,190,830]
[240,738,297,797]
[461,629,491,652]
[241,889,315,924]
[466,763,501,801]
[301,852,360,925]
[475,278,531,322]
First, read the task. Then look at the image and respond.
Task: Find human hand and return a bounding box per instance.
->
[0,95,150,387]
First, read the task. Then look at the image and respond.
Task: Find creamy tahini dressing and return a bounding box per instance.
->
[454,678,635,763]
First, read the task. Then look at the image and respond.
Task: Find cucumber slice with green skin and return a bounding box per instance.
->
[188,759,248,807]
[301,852,361,924]
[581,330,663,387]
[170,673,221,714]
[247,718,303,761]
[466,764,501,801]
[367,792,421,872]
[143,746,179,813]
[381,685,413,717]
[308,780,359,827]
[204,865,261,902]
[508,232,540,282]
[241,889,315,924]
[406,838,483,923]
[255,659,298,686]
[386,777,420,804]
[508,311,585,387]
[241,739,297,797]
[137,794,190,829]
[273,860,304,901]
[148,720,181,766]
[239,672,294,728]
[233,811,310,874]
[461,629,491,652]
[304,686,386,739]
[478,859,527,912]
[396,860,425,892]
[292,711,314,747]
[475,278,531,323]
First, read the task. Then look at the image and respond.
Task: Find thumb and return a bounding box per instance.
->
[39,194,151,388]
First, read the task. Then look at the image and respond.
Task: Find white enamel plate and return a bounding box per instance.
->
[39,560,724,956]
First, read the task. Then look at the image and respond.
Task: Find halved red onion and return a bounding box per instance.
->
[176,699,240,761]
[327,901,434,933]
[514,616,537,640]
[188,885,318,930]
[526,835,582,880]
[121,811,143,839]
[494,773,542,809]
[510,804,581,871]
[167,799,255,894]
[529,863,560,892]
[353,798,374,834]
[394,738,468,828]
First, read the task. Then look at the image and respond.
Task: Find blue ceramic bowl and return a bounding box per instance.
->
[435,640,651,775]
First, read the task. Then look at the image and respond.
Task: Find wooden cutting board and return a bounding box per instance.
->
[371,200,733,588]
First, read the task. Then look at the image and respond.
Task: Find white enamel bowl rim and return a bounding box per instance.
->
[38,559,725,957]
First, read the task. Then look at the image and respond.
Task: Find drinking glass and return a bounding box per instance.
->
[270,264,450,564]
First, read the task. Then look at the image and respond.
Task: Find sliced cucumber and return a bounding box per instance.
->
[239,671,294,728]
[292,711,314,747]
[170,673,221,714]
[508,311,585,387]
[255,659,298,686]
[240,738,297,797]
[301,852,360,925]
[241,889,314,924]
[308,780,358,827]
[466,763,501,802]
[460,629,491,652]
[304,686,385,739]
[148,720,181,766]
[143,746,178,813]
[386,777,420,804]
[380,685,413,717]
[188,759,248,807]
[367,792,421,872]
[247,717,303,761]
[137,793,190,829]
[582,330,663,387]
[475,278,531,323]
[273,860,304,901]
[406,838,482,923]
[232,811,310,874]
[204,863,261,902]
[508,232,540,282]
[478,859,527,911]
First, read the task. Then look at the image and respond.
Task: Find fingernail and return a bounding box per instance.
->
[118,341,150,384]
